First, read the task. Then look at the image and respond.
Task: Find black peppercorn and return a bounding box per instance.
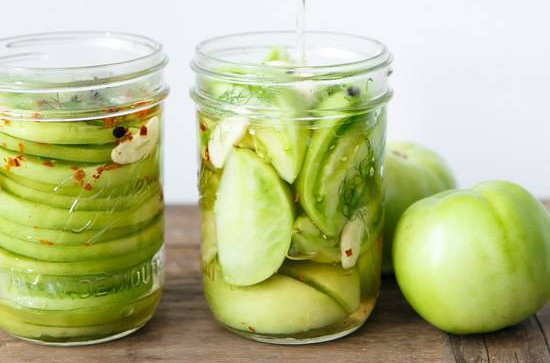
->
[112,126,127,139]
[347,86,361,97]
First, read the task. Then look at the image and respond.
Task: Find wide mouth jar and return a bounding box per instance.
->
[192,31,392,344]
[191,31,392,117]
[0,31,169,121]
[0,32,167,346]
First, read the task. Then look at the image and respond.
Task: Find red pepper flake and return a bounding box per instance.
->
[104,163,120,171]
[70,165,79,170]
[140,125,148,136]
[84,242,92,247]
[345,249,353,257]
[15,155,23,161]
[39,239,54,246]
[199,123,206,132]
[247,326,256,333]
[127,134,134,141]
[74,169,86,182]
[42,161,55,167]
[6,157,21,167]
[18,143,25,154]
[298,274,305,282]
[202,147,210,161]
[96,166,105,174]
[31,112,40,119]
[84,183,93,191]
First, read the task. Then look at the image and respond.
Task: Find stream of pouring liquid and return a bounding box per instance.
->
[296,0,306,65]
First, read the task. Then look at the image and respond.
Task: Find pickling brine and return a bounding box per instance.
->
[0,32,168,345]
[192,31,392,344]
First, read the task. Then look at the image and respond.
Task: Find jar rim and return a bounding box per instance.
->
[192,30,392,83]
[0,31,168,90]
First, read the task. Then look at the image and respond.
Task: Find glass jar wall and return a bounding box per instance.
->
[191,31,392,344]
[0,32,168,345]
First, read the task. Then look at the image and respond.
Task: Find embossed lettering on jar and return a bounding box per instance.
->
[0,32,168,345]
[191,31,392,344]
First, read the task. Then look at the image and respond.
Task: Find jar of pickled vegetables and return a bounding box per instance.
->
[0,32,168,345]
[191,31,392,344]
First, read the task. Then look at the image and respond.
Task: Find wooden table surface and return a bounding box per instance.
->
[1,204,549,363]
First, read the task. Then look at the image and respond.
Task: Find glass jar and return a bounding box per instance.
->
[0,32,168,345]
[191,31,392,344]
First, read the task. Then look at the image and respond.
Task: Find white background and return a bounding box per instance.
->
[3,0,549,203]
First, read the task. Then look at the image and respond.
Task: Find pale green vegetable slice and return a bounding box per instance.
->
[278,260,361,314]
[203,262,346,334]
[289,215,340,263]
[208,116,248,168]
[214,148,294,286]
[253,88,309,184]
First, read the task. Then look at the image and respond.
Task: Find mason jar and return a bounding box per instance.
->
[0,32,168,345]
[191,31,392,344]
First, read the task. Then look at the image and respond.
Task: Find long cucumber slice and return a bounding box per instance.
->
[0,188,163,230]
[0,216,162,261]
[214,148,294,286]
[0,145,159,190]
[0,131,113,163]
[0,240,163,275]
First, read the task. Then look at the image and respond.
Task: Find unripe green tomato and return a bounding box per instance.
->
[393,181,550,334]
[383,141,456,273]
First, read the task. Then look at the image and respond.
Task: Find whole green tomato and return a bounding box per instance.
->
[393,181,550,334]
[383,141,456,273]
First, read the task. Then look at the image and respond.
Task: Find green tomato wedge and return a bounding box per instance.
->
[297,103,375,236]
[278,260,361,314]
[0,131,113,163]
[253,88,309,184]
[289,215,340,263]
[214,148,294,286]
[203,262,346,334]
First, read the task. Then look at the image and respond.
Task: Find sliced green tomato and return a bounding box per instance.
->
[208,116,248,168]
[203,262,347,334]
[0,216,162,262]
[298,117,373,236]
[0,187,163,231]
[278,261,361,314]
[214,148,294,286]
[253,89,309,184]
[289,215,340,263]
[0,145,159,190]
[0,174,160,211]
[340,218,365,269]
[0,131,113,163]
